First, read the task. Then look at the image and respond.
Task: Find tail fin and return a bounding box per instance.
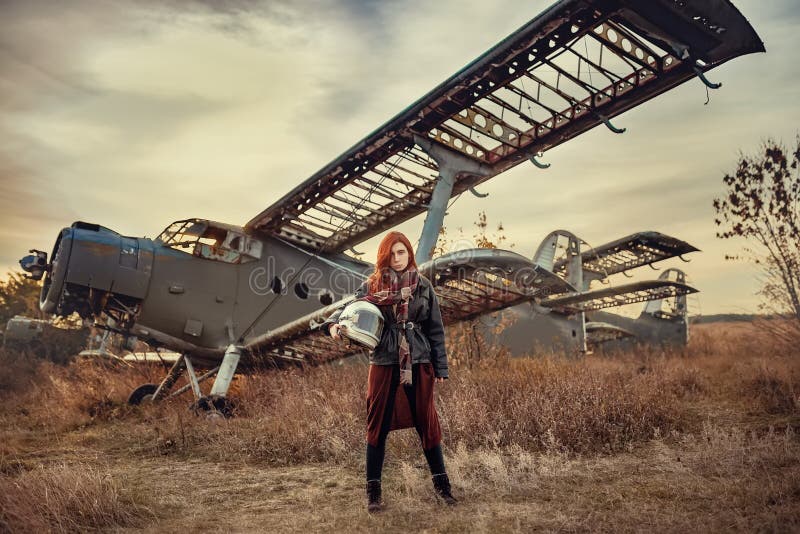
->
[533,230,584,290]
[533,230,586,352]
[643,268,688,319]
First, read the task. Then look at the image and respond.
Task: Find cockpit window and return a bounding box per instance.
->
[157,220,213,247]
[156,219,262,264]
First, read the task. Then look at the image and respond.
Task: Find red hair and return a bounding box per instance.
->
[368,231,417,293]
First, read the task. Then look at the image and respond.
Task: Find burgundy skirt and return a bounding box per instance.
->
[366,363,442,450]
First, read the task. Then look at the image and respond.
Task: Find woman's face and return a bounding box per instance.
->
[389,241,410,272]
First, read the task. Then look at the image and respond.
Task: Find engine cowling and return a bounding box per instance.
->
[33,222,154,318]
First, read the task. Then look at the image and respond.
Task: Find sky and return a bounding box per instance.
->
[1,0,798,316]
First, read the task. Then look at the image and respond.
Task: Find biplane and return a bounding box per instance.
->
[477,230,698,354]
[585,267,695,349]
[18,0,763,411]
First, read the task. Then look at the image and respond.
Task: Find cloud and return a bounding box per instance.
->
[0,0,795,315]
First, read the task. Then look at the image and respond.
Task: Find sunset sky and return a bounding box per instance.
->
[1,0,798,315]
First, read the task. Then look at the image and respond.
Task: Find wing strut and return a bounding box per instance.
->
[415,135,491,263]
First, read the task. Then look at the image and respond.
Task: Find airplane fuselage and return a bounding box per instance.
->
[27,219,371,365]
[478,304,689,356]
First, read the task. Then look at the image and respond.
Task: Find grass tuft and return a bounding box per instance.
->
[0,463,155,532]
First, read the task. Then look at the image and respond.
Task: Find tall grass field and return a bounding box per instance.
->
[1,321,798,532]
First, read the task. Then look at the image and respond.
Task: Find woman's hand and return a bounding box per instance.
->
[329,323,343,340]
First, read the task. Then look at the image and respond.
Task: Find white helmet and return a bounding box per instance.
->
[338,301,384,350]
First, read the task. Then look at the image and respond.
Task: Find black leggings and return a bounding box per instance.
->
[366,365,446,481]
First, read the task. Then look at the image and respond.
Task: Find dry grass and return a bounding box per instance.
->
[0,321,799,532]
[0,349,167,432]
[747,363,799,414]
[0,462,154,532]
[21,356,684,467]
[376,423,800,532]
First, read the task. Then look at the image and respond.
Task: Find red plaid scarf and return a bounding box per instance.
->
[362,267,419,385]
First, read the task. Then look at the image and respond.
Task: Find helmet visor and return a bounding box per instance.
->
[353,311,382,336]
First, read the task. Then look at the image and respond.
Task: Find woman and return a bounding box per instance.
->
[327,231,456,513]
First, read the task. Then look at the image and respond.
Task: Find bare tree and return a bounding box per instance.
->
[435,212,516,367]
[713,136,800,319]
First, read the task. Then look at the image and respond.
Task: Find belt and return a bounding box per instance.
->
[389,321,421,331]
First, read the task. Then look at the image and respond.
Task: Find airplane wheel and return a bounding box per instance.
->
[128,383,158,405]
[191,395,236,418]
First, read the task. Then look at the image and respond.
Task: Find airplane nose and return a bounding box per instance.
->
[35,222,155,318]
[19,250,48,281]
[40,229,74,314]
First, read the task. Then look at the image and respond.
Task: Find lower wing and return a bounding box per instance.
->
[246,249,575,364]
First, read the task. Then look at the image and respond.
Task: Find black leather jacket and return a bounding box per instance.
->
[326,275,449,378]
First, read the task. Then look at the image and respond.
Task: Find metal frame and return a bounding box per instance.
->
[540,280,697,313]
[551,232,699,281]
[246,0,762,254]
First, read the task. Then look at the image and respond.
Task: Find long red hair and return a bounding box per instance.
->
[368,231,417,293]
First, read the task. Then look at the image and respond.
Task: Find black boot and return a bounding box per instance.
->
[432,473,457,505]
[366,479,382,513]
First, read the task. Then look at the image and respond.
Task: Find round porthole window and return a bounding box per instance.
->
[270,277,283,294]
[294,282,309,299]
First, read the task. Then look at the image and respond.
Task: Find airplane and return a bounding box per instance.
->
[17,0,763,413]
[586,267,695,350]
[474,229,699,355]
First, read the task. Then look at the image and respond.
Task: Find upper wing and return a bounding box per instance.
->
[246,249,574,363]
[551,231,698,281]
[245,0,762,253]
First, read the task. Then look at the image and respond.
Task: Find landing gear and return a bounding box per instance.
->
[190,395,237,418]
[128,383,158,405]
[126,345,242,417]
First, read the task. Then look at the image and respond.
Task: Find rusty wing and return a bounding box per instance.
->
[418,249,572,324]
[246,249,573,363]
[552,231,699,281]
[245,0,763,253]
[539,279,698,314]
